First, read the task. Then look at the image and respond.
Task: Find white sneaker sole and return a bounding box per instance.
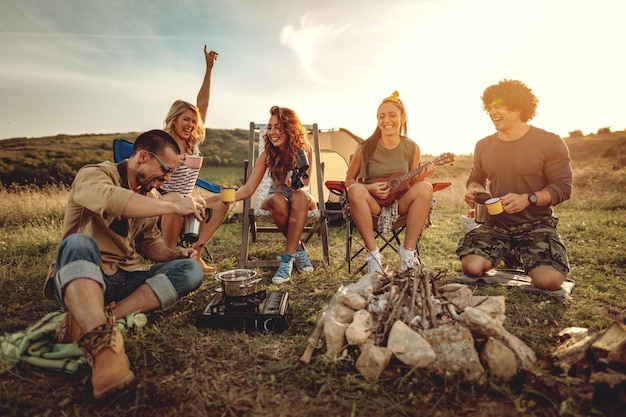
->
[272,276,292,285]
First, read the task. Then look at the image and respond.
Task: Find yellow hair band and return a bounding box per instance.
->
[382,90,400,103]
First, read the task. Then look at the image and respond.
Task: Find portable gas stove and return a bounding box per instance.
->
[195,289,289,332]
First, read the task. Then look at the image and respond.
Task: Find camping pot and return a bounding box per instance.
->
[216,269,261,298]
[474,192,492,224]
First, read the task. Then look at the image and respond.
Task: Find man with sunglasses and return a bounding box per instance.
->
[44,129,207,399]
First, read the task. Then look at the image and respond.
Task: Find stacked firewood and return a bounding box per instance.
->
[531,307,626,409]
[546,307,626,381]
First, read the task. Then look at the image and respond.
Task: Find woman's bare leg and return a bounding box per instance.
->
[192,194,230,274]
[347,183,381,252]
[398,181,433,250]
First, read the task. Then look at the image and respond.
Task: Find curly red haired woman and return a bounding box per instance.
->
[232,106,316,284]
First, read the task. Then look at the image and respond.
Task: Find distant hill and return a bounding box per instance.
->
[0,129,248,187]
[561,131,626,163]
[0,128,624,188]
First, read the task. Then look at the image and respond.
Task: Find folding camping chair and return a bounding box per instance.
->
[238,122,330,269]
[338,180,452,274]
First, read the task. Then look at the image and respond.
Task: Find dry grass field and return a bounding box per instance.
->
[1,132,625,417]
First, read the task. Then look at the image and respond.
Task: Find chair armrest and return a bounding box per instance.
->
[325,180,346,195]
[433,181,452,193]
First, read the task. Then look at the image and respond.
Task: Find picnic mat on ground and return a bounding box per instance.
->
[1,310,148,374]
[457,269,575,298]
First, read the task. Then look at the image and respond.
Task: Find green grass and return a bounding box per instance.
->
[1,134,625,416]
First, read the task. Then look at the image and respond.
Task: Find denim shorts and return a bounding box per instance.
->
[268,184,312,201]
[456,216,570,275]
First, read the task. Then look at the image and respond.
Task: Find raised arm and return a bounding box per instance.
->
[196,46,218,122]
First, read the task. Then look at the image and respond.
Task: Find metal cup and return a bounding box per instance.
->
[474,192,491,223]
[183,214,200,243]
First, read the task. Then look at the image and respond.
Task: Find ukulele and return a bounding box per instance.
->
[366,152,455,206]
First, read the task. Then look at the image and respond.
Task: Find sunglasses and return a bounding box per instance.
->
[147,151,174,175]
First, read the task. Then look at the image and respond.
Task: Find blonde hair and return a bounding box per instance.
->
[163,100,206,154]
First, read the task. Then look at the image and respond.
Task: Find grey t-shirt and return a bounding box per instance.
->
[358,139,417,181]
[467,126,572,227]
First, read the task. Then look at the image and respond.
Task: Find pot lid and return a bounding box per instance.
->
[216,269,258,282]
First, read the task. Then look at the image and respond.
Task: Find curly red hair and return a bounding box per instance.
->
[263,106,310,185]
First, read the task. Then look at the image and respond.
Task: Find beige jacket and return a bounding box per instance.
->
[44,161,163,298]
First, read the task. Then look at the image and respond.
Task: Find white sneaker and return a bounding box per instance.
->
[398,246,420,273]
[366,250,383,274]
[294,243,314,273]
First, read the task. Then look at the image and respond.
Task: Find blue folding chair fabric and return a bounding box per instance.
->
[113,138,133,162]
[112,139,221,193]
[195,178,221,194]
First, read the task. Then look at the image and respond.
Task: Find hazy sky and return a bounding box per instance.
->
[1,0,624,155]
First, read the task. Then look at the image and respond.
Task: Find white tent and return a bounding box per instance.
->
[312,127,363,203]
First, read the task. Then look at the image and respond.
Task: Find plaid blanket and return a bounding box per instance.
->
[377,200,400,233]
[1,310,147,374]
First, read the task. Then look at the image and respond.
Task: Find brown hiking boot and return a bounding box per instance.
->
[57,303,117,344]
[77,310,135,399]
[56,312,84,343]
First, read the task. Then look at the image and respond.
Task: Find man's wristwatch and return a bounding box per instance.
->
[528,193,538,206]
